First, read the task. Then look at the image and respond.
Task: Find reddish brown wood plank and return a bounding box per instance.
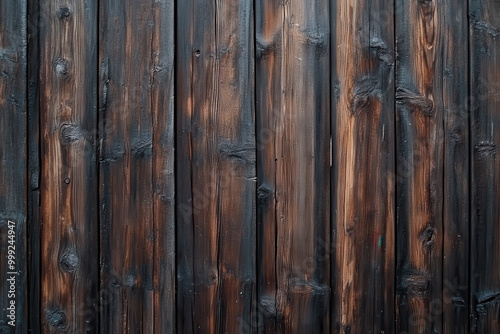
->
[469,0,500,331]
[99,0,175,332]
[395,0,470,332]
[395,0,444,331]
[331,0,395,332]
[176,0,256,332]
[39,0,98,331]
[0,0,28,332]
[256,0,331,332]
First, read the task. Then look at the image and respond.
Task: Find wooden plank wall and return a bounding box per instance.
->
[332,0,396,331]
[0,0,499,333]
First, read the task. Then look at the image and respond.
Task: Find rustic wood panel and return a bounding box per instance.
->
[176,0,256,332]
[99,0,175,332]
[469,0,500,331]
[256,0,331,332]
[0,0,28,332]
[5,0,500,332]
[39,0,98,332]
[331,0,395,332]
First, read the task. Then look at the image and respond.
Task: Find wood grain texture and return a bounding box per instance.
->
[395,0,465,332]
[99,0,175,332]
[395,0,470,332]
[256,0,331,332]
[469,0,500,331]
[441,0,470,332]
[176,0,256,332]
[331,0,395,332]
[0,0,28,332]
[39,0,98,332]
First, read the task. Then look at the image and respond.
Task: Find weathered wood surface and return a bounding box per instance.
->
[39,0,98,332]
[0,0,28,332]
[470,0,500,332]
[441,0,470,332]
[4,0,500,332]
[395,0,470,332]
[331,0,395,332]
[176,0,256,332]
[99,0,175,332]
[395,0,443,332]
[256,0,331,332]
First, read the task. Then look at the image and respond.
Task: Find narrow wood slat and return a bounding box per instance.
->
[256,0,331,332]
[395,0,443,331]
[469,0,500,331]
[176,0,256,332]
[441,0,470,332]
[39,0,98,331]
[331,0,395,331]
[99,0,175,332]
[27,0,41,331]
[0,0,28,332]
[394,0,469,332]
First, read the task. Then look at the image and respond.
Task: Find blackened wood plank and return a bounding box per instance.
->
[39,0,98,332]
[176,0,256,332]
[27,0,41,331]
[256,0,331,332]
[331,0,395,332]
[469,0,500,331]
[441,0,470,332]
[99,0,175,332]
[0,0,28,332]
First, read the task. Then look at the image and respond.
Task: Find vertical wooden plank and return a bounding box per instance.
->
[442,0,470,332]
[151,0,176,332]
[469,0,500,331]
[331,0,395,331]
[255,1,281,332]
[27,0,41,331]
[0,0,28,332]
[394,0,467,331]
[256,0,331,332]
[99,0,175,332]
[395,0,442,331]
[176,0,256,332]
[39,0,98,332]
